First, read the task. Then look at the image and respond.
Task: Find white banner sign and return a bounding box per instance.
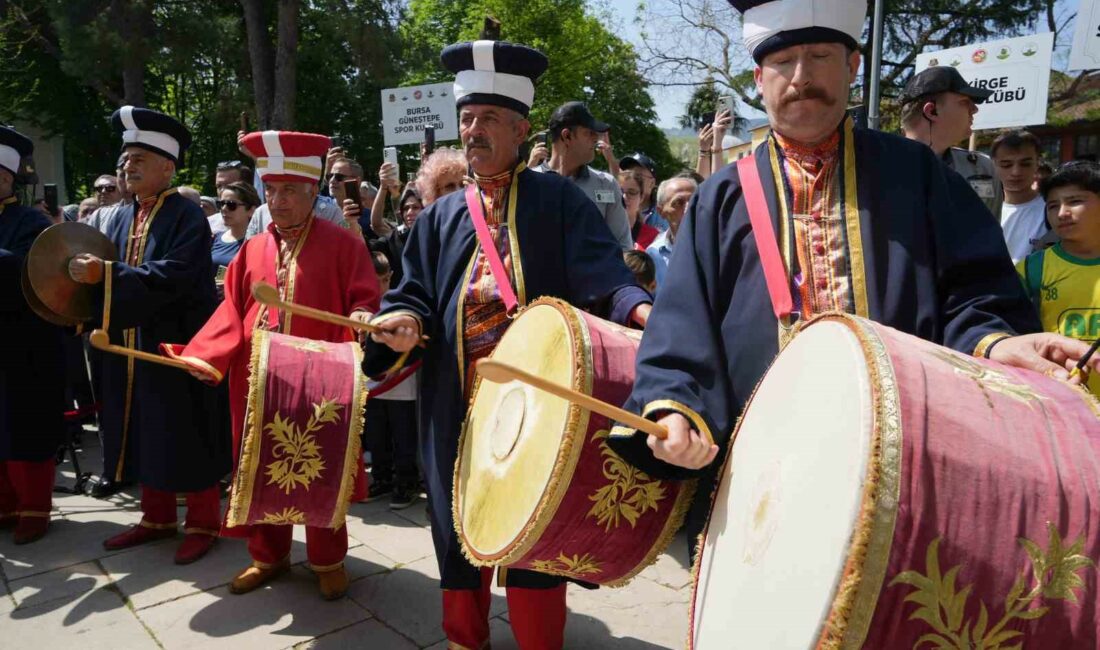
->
[380,82,458,146]
[1069,0,1100,70]
[915,32,1054,130]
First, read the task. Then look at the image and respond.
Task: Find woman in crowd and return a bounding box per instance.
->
[619,168,659,250]
[211,181,259,294]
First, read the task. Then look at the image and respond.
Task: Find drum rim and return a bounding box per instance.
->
[454,297,594,565]
[687,313,903,650]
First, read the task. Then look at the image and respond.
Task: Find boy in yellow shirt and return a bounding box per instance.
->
[1017,161,1100,393]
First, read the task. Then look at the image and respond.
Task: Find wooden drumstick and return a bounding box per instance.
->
[251,282,429,346]
[476,359,669,440]
[88,329,194,372]
[252,282,378,333]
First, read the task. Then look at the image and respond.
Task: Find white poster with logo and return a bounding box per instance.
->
[1069,0,1100,70]
[915,32,1054,130]
[380,82,458,146]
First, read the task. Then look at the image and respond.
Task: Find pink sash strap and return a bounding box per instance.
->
[465,184,518,314]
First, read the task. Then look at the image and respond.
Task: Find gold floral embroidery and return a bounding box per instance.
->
[890,522,1094,649]
[586,429,666,531]
[264,398,342,494]
[932,350,1047,407]
[286,338,328,353]
[530,552,602,579]
[258,506,306,525]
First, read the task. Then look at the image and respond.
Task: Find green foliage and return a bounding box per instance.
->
[400,0,682,176]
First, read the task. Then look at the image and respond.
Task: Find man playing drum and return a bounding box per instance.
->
[162,131,380,600]
[365,40,653,649]
[607,0,1100,545]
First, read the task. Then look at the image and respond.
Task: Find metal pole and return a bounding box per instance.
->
[867,0,886,130]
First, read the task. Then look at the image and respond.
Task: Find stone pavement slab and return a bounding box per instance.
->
[346,555,507,647]
[7,560,112,611]
[298,618,417,649]
[99,535,254,610]
[3,586,159,650]
[343,510,436,566]
[135,565,369,650]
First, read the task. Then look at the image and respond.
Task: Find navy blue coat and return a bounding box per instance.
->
[609,126,1041,482]
[0,199,65,461]
[93,189,230,492]
[364,165,649,589]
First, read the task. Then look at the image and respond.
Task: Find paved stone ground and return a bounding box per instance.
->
[0,430,693,649]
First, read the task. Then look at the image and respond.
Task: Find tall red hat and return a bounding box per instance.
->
[240,131,331,183]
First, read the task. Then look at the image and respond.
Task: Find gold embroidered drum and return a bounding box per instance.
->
[226,330,368,529]
[454,297,696,586]
[690,314,1100,648]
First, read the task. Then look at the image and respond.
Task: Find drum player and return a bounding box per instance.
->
[364,40,653,650]
[159,130,381,600]
[606,0,1100,559]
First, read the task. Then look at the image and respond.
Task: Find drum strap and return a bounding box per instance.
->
[737,155,794,321]
[465,184,519,314]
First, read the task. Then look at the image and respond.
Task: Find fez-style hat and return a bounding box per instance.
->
[0,126,33,177]
[111,106,192,164]
[440,40,549,116]
[730,0,866,64]
[239,131,331,184]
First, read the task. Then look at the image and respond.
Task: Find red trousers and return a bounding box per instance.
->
[247,524,348,571]
[443,567,567,650]
[0,460,55,519]
[140,485,220,535]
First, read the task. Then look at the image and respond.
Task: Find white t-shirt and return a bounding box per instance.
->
[999,194,1048,264]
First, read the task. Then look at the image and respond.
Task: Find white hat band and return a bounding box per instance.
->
[743,0,864,57]
[0,144,19,175]
[122,129,181,160]
[454,69,536,108]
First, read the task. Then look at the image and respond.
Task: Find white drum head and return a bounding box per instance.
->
[692,321,875,648]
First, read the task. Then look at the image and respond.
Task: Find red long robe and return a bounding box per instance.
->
[162,216,380,534]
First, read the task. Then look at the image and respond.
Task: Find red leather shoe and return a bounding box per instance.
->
[13,516,48,545]
[174,533,217,565]
[103,523,177,550]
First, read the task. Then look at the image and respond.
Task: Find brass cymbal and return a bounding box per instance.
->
[26,222,117,321]
[21,259,79,327]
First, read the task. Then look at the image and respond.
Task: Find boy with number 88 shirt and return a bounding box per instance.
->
[1018,161,1100,393]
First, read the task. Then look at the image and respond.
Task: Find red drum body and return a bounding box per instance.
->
[691,314,1100,649]
[455,298,695,586]
[226,330,367,530]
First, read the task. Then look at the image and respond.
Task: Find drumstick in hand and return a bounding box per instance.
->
[1069,338,1100,382]
[89,329,193,372]
[251,282,428,346]
[476,358,669,440]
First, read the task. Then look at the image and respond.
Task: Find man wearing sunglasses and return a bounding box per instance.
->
[92,174,123,207]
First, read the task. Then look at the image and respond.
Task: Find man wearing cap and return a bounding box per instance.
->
[365,40,652,648]
[0,126,66,544]
[619,152,666,231]
[67,106,231,564]
[900,66,1003,216]
[532,101,634,250]
[160,131,380,600]
[607,0,1097,553]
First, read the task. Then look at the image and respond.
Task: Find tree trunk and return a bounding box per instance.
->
[272,0,299,129]
[113,0,153,106]
[240,0,275,129]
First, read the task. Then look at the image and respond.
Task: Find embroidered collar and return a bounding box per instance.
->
[474,166,517,191]
[772,129,840,166]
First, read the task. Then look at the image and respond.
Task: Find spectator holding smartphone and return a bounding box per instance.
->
[532,101,633,250]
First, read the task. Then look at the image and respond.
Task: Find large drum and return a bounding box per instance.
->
[225,329,368,529]
[690,314,1100,648]
[455,297,695,586]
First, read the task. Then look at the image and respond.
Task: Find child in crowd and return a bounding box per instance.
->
[362,251,420,509]
[1018,161,1100,393]
[623,249,657,295]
